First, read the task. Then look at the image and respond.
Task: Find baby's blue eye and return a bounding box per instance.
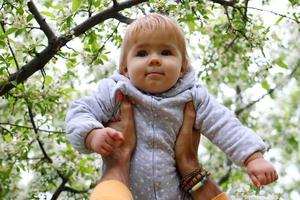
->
[136,50,148,57]
[161,50,172,56]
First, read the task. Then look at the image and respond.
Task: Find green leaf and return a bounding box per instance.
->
[17,7,24,15]
[91,40,99,51]
[4,134,13,142]
[61,88,77,93]
[94,0,101,7]
[40,11,56,18]
[45,75,53,85]
[72,0,82,12]
[289,0,300,6]
[261,81,270,90]
[101,54,108,61]
[0,40,5,47]
[51,4,64,10]
[275,16,284,25]
[88,32,96,44]
[15,29,23,37]
[274,57,288,69]
[292,12,299,22]
[288,136,298,150]
[26,14,34,22]
[254,25,265,30]
[0,28,17,39]
[232,19,245,30]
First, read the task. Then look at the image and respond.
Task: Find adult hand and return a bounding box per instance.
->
[90,94,136,199]
[102,94,136,163]
[105,94,136,158]
[175,102,225,200]
[99,94,136,185]
[175,101,201,177]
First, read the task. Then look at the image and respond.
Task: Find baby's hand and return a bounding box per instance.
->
[246,157,278,188]
[86,127,125,156]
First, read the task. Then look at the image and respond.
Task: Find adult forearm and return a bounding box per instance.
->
[101,156,131,186]
[191,178,223,199]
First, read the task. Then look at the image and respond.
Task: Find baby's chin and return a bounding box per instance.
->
[137,86,171,95]
[130,79,176,94]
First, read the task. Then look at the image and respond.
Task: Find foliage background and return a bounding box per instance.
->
[0,0,299,199]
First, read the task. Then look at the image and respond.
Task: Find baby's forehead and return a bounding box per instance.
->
[130,31,180,47]
[133,42,178,50]
[134,28,176,38]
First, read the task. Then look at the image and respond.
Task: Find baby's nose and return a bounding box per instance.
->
[149,55,161,66]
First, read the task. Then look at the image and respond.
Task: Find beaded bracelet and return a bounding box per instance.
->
[180,167,210,193]
[188,174,209,193]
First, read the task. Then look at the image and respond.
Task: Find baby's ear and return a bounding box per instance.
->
[180,59,188,76]
[120,65,129,76]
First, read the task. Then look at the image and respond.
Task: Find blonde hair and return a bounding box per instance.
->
[119,13,189,73]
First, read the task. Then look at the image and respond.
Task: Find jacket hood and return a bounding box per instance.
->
[110,67,195,98]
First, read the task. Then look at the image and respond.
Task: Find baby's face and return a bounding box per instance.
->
[123,33,184,94]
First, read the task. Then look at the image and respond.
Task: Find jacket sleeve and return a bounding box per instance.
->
[192,84,267,166]
[65,79,117,153]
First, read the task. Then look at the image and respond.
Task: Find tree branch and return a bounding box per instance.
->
[0,0,148,96]
[235,88,275,116]
[63,186,89,194]
[247,6,300,24]
[0,22,19,71]
[243,0,249,22]
[209,0,236,7]
[0,122,64,134]
[71,0,147,37]
[27,103,53,163]
[218,159,232,185]
[25,100,71,199]
[113,0,119,7]
[51,178,68,200]
[91,22,120,62]
[51,182,93,199]
[27,0,56,42]
[235,64,299,116]
[113,13,134,24]
[0,126,14,135]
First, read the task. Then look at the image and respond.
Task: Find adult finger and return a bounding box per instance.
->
[184,102,200,150]
[181,101,196,134]
[119,95,134,123]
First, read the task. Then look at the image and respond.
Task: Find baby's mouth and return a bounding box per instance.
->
[146,71,164,76]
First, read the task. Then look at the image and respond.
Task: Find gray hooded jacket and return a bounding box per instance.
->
[66,67,266,200]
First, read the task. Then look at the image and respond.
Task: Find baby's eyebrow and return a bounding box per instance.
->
[135,43,175,49]
[160,44,175,49]
[135,44,150,49]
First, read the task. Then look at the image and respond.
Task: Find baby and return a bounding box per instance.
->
[66,14,277,199]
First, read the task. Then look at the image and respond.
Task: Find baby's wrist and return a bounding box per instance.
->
[85,129,98,150]
[244,151,264,166]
